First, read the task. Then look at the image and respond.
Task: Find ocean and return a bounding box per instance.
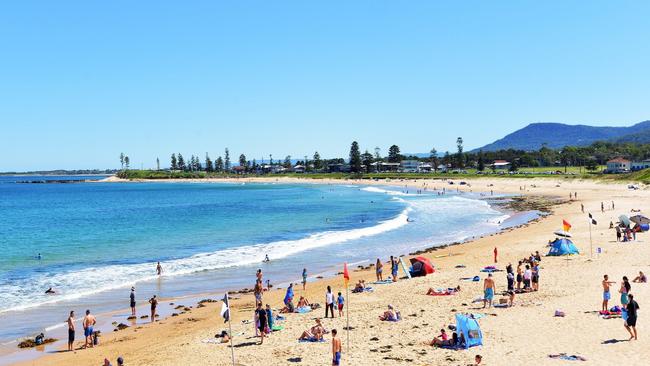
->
[0,176,518,361]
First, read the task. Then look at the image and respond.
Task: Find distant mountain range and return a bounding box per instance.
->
[473,120,650,152]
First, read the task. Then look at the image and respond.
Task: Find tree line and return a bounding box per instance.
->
[118,139,650,174]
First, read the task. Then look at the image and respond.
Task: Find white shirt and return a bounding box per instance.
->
[326,292,334,304]
[523,269,532,280]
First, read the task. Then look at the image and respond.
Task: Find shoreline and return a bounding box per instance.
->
[11,176,650,365]
[1,179,533,364]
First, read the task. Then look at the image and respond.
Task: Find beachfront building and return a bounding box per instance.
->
[419,163,433,172]
[368,162,400,172]
[293,165,305,173]
[631,159,650,171]
[491,160,511,170]
[606,158,631,173]
[400,160,421,173]
[328,163,351,173]
[437,164,448,172]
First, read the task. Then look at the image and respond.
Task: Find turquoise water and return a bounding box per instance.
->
[0,177,511,352]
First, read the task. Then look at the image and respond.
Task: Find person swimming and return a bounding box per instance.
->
[45,287,55,294]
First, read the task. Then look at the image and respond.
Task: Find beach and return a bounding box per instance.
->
[12,176,650,365]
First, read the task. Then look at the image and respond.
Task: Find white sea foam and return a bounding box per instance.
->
[360,186,414,196]
[0,206,411,314]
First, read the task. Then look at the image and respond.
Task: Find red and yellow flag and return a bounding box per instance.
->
[343,262,350,287]
[563,219,572,232]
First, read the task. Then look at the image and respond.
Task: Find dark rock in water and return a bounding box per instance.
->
[116,323,129,330]
[154,314,160,317]
[140,315,149,319]
[197,303,206,308]
[17,338,57,348]
[198,299,217,304]
[174,305,185,310]
[316,276,324,279]
[126,316,136,320]
[169,302,174,305]
[183,307,191,311]
[369,337,379,341]
[172,313,179,317]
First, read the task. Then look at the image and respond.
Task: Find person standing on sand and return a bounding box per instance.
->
[620,276,631,306]
[337,292,345,317]
[581,203,584,213]
[256,268,263,283]
[331,329,341,365]
[130,287,136,317]
[325,286,335,318]
[483,274,495,308]
[516,261,523,290]
[602,275,616,312]
[149,295,158,322]
[254,280,263,306]
[601,202,604,213]
[376,258,383,281]
[624,294,639,340]
[83,309,96,349]
[302,268,307,290]
[67,310,75,351]
[156,262,162,275]
[493,247,498,263]
[390,256,399,282]
[255,303,267,344]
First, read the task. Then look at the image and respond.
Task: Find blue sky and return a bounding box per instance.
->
[1,1,649,171]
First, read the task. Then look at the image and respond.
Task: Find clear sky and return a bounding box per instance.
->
[1,1,649,171]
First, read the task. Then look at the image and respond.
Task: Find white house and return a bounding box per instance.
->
[492,160,511,170]
[606,158,631,173]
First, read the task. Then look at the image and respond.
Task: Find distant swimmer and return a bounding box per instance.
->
[45,287,56,294]
[263,254,270,263]
[156,262,162,275]
[36,253,42,260]
[407,218,415,223]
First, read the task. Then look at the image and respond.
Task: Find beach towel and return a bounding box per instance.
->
[299,337,325,343]
[493,303,509,308]
[271,325,284,331]
[548,354,587,361]
[295,306,312,314]
[460,276,480,282]
[428,292,454,296]
[372,280,393,285]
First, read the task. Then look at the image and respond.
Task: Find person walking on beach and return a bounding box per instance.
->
[337,292,345,317]
[493,247,498,263]
[376,258,383,281]
[601,202,604,213]
[302,268,307,290]
[581,203,584,213]
[624,294,639,340]
[149,295,158,322]
[67,310,75,351]
[483,274,495,308]
[602,275,616,312]
[325,286,335,318]
[130,287,136,317]
[156,262,162,275]
[83,309,96,349]
[331,329,341,365]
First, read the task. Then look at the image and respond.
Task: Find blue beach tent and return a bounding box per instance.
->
[455,313,483,349]
[547,238,579,256]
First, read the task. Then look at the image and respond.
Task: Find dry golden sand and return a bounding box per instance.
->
[15,177,650,366]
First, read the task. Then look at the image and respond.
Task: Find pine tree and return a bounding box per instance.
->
[156,157,160,171]
[456,137,464,168]
[177,153,186,171]
[477,150,485,172]
[284,155,292,169]
[429,148,438,172]
[361,150,374,173]
[119,153,125,170]
[215,156,224,172]
[205,153,213,172]
[224,148,231,171]
[348,141,362,173]
[239,154,247,172]
[313,152,322,171]
[171,153,177,170]
[388,145,401,163]
[124,156,130,169]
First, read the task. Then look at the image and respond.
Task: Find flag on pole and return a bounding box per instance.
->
[343,262,350,287]
[563,219,572,232]
[220,293,230,323]
[588,213,597,225]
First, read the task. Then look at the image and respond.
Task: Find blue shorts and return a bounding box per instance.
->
[603,291,611,301]
[84,326,93,338]
[333,351,341,365]
[484,288,494,300]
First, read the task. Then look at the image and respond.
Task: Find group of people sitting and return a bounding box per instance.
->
[429,328,466,348]
[280,296,320,313]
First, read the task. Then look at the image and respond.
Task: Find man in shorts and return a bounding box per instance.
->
[83,309,96,348]
[602,275,615,312]
[256,303,267,344]
[483,273,495,308]
[67,310,75,351]
[331,329,341,365]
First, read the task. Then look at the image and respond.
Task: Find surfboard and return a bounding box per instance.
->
[399,257,412,279]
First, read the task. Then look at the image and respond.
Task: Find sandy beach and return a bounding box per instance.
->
[14,176,650,366]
